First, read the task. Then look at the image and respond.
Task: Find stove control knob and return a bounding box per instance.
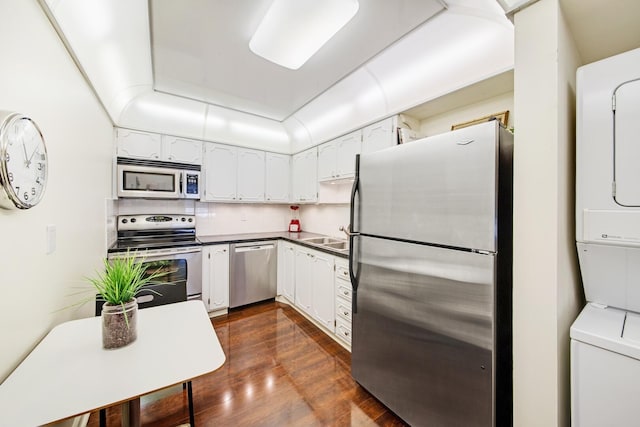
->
[122,218,128,224]
[181,217,186,222]
[131,218,137,223]
[188,218,193,222]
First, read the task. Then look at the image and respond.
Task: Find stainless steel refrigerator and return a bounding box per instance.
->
[349,120,513,427]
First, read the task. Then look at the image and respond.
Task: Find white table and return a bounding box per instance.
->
[0,300,226,426]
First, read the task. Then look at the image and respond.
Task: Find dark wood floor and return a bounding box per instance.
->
[87,301,407,426]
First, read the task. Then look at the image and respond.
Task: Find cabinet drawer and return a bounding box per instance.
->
[335,295,352,322]
[335,316,352,344]
[335,264,350,281]
[336,280,352,301]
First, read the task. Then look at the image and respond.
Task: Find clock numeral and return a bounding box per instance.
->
[8,172,13,182]
[37,163,43,171]
[15,186,20,194]
[36,178,41,185]
[5,152,10,162]
[23,192,29,201]
[31,188,36,196]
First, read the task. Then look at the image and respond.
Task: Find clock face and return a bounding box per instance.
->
[0,113,48,209]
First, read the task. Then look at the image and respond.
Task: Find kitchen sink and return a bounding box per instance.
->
[300,237,343,245]
[299,236,349,253]
[323,241,348,251]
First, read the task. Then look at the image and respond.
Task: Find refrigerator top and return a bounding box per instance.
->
[354,121,512,252]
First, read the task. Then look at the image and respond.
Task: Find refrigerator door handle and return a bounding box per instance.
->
[349,154,361,313]
[349,233,359,313]
[350,154,360,234]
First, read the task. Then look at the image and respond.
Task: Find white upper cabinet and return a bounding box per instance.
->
[265,152,290,202]
[361,117,396,154]
[317,142,338,181]
[335,130,362,177]
[116,129,202,164]
[203,143,238,201]
[317,130,362,181]
[203,143,266,202]
[237,148,265,202]
[162,135,203,165]
[116,129,162,161]
[292,147,318,203]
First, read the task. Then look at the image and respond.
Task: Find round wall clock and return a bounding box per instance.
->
[0,112,48,209]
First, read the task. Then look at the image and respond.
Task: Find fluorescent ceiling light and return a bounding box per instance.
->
[249,0,360,70]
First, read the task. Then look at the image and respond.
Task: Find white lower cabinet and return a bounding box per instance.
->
[311,251,335,332]
[293,244,335,332]
[202,244,230,312]
[278,241,296,303]
[334,258,352,346]
[294,247,313,315]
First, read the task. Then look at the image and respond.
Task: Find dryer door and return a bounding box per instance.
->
[614,78,640,206]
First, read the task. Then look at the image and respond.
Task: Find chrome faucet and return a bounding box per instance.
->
[339,224,351,237]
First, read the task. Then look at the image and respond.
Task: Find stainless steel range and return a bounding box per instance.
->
[105,214,202,314]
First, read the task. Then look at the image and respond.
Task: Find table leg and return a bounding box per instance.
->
[120,397,141,427]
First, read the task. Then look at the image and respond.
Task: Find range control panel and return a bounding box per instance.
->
[117,214,195,231]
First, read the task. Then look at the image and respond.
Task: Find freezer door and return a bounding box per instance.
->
[357,121,499,252]
[614,78,640,206]
[351,235,496,426]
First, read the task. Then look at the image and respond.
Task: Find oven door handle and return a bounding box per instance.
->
[111,247,201,259]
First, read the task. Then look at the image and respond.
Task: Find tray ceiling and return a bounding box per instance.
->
[150,0,446,121]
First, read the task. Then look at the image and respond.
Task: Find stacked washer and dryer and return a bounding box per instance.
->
[572,47,640,426]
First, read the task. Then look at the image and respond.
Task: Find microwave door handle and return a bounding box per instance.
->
[179,172,183,195]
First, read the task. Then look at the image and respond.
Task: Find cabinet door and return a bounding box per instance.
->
[265,153,290,202]
[202,245,230,311]
[278,242,296,303]
[317,141,337,181]
[162,135,202,164]
[335,130,362,178]
[292,149,317,203]
[291,152,305,202]
[237,148,265,202]
[203,143,237,201]
[116,128,162,160]
[298,148,318,202]
[311,251,335,332]
[294,247,313,315]
[362,117,396,154]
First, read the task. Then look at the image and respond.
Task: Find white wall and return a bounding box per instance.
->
[512,1,583,425]
[418,92,514,137]
[0,0,113,381]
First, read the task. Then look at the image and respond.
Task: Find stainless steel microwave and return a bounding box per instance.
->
[116,158,200,200]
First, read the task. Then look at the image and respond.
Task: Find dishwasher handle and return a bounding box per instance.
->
[234,244,275,253]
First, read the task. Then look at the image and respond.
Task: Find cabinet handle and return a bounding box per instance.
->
[342,271,348,276]
[343,290,349,296]
[343,311,349,316]
[343,330,350,337]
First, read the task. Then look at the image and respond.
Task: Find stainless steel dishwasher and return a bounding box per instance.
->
[229,241,277,308]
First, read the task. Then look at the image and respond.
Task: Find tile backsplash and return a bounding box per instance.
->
[109,199,350,240]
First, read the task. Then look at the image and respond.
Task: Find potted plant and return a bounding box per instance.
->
[88,251,166,349]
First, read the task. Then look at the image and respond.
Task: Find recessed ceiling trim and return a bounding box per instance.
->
[152,88,285,123]
[150,2,448,124]
[150,0,448,121]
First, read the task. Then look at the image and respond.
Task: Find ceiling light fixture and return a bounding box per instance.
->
[249,0,360,70]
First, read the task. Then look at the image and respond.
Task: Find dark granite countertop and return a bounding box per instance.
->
[198,231,349,258]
